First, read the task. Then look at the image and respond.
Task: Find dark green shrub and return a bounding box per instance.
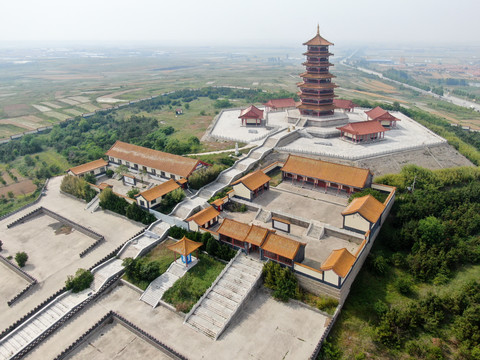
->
[106,169,114,178]
[65,269,94,293]
[395,277,414,295]
[262,261,298,302]
[84,173,97,185]
[15,251,28,267]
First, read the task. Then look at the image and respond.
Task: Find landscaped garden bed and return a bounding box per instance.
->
[122,238,176,290]
[162,253,225,312]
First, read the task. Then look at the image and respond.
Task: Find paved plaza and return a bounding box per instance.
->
[66,321,171,360]
[0,175,144,328]
[26,285,328,360]
[278,110,446,159]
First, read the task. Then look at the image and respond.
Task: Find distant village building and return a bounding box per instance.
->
[67,159,108,178]
[135,179,180,209]
[175,108,183,115]
[238,105,264,126]
[337,120,388,144]
[281,154,372,194]
[341,194,385,234]
[333,99,357,112]
[186,206,220,232]
[297,25,337,117]
[263,98,296,112]
[106,141,207,181]
[231,170,271,201]
[365,106,400,128]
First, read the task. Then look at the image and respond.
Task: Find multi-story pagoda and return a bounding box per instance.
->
[297,25,337,118]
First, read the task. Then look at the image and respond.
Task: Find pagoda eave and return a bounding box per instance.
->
[303,51,333,57]
[302,62,334,67]
[298,92,338,99]
[297,104,336,111]
[297,82,338,89]
[300,72,336,79]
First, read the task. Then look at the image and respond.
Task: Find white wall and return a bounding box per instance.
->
[233,182,251,200]
[344,213,370,232]
[323,269,339,285]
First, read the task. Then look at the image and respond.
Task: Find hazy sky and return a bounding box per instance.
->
[1,0,479,46]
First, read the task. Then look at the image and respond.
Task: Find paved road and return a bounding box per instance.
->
[341,56,480,113]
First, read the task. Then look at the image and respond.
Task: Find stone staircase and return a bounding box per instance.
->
[140,259,197,308]
[185,255,263,340]
[0,293,87,360]
[255,208,272,223]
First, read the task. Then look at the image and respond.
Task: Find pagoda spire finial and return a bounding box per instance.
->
[317,24,320,35]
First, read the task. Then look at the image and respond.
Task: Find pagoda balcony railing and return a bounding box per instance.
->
[303,61,332,67]
[299,91,335,98]
[305,79,332,84]
[308,46,329,52]
[302,99,333,105]
[306,68,329,73]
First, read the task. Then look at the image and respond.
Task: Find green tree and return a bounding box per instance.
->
[15,251,28,267]
[65,268,94,293]
[83,172,96,185]
[127,187,140,199]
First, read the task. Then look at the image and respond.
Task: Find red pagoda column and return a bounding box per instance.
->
[297,25,337,118]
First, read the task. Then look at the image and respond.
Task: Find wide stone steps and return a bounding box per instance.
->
[187,314,220,339]
[206,291,238,311]
[0,296,75,359]
[201,299,234,319]
[230,262,260,277]
[236,256,264,270]
[216,279,248,298]
[186,255,263,340]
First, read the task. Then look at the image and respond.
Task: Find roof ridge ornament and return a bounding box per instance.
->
[317,24,320,35]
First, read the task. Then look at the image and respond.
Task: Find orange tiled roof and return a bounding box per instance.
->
[320,248,356,277]
[341,195,385,223]
[232,170,271,191]
[238,105,264,119]
[105,141,201,178]
[243,225,269,247]
[303,27,334,46]
[264,98,296,108]
[337,120,388,136]
[281,155,372,189]
[138,179,180,202]
[365,106,400,122]
[167,236,202,256]
[211,196,228,207]
[186,206,220,226]
[68,159,108,176]
[262,233,305,260]
[333,99,357,110]
[217,218,251,241]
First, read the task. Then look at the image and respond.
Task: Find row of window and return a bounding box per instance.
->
[109,157,176,180]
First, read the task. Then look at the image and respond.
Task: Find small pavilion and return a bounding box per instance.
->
[238,105,264,126]
[337,120,388,144]
[333,99,357,112]
[365,106,400,128]
[167,236,202,267]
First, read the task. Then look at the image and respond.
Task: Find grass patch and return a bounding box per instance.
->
[162,253,225,312]
[300,291,338,315]
[122,238,176,290]
[267,168,283,187]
